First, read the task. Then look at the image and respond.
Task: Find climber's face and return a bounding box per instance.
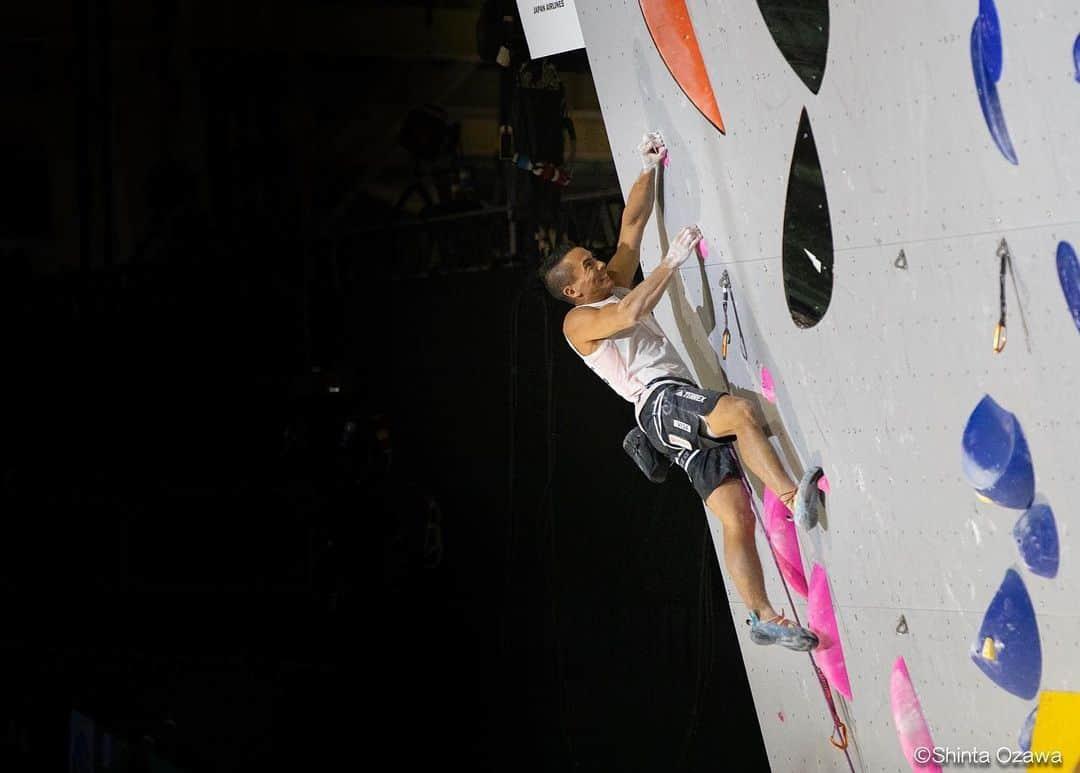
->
[563,247,615,304]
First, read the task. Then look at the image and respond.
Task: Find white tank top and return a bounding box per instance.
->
[566,287,695,409]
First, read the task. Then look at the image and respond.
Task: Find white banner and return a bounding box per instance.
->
[516,0,585,59]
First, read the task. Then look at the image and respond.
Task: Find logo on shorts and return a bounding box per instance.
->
[666,433,693,450]
[673,419,692,432]
[675,390,707,403]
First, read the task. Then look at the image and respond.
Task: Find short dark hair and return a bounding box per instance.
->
[538,242,579,303]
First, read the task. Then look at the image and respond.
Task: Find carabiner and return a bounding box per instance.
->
[829,721,849,751]
[721,329,731,360]
[993,321,1007,354]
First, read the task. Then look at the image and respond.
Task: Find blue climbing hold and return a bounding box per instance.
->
[961,395,1035,509]
[1074,34,1080,82]
[972,569,1042,700]
[1013,503,1059,579]
[1057,241,1080,332]
[978,0,1003,82]
[971,4,1018,164]
[1018,705,1037,752]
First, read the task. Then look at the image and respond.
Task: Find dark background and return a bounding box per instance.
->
[1,1,767,770]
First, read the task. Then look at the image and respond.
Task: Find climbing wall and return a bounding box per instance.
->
[576,1,1080,770]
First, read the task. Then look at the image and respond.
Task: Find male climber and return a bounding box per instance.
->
[538,131,820,651]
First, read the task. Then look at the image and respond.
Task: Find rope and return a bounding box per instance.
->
[738,473,857,772]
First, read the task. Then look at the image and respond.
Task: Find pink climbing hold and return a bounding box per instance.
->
[760,365,776,404]
[697,237,708,259]
[807,564,852,700]
[817,474,831,495]
[777,711,785,722]
[890,657,941,773]
[763,489,808,598]
[663,153,671,169]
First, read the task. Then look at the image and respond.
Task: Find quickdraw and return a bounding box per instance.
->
[813,660,850,750]
[994,238,1031,354]
[994,240,1009,353]
[719,270,748,361]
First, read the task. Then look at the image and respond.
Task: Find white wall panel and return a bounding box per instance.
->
[576,1,1080,768]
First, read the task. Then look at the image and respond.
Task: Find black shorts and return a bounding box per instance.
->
[637,380,743,501]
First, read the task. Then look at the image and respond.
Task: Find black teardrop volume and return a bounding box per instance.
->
[756,0,830,94]
[781,108,834,329]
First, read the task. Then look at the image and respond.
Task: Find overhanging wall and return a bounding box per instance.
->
[576,2,1080,770]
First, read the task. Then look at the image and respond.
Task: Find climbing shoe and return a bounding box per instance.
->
[792,466,825,530]
[748,610,820,652]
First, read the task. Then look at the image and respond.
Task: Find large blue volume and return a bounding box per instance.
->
[1073,33,1080,82]
[971,0,1018,164]
[971,569,1042,700]
[961,395,1035,510]
[1057,241,1080,332]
